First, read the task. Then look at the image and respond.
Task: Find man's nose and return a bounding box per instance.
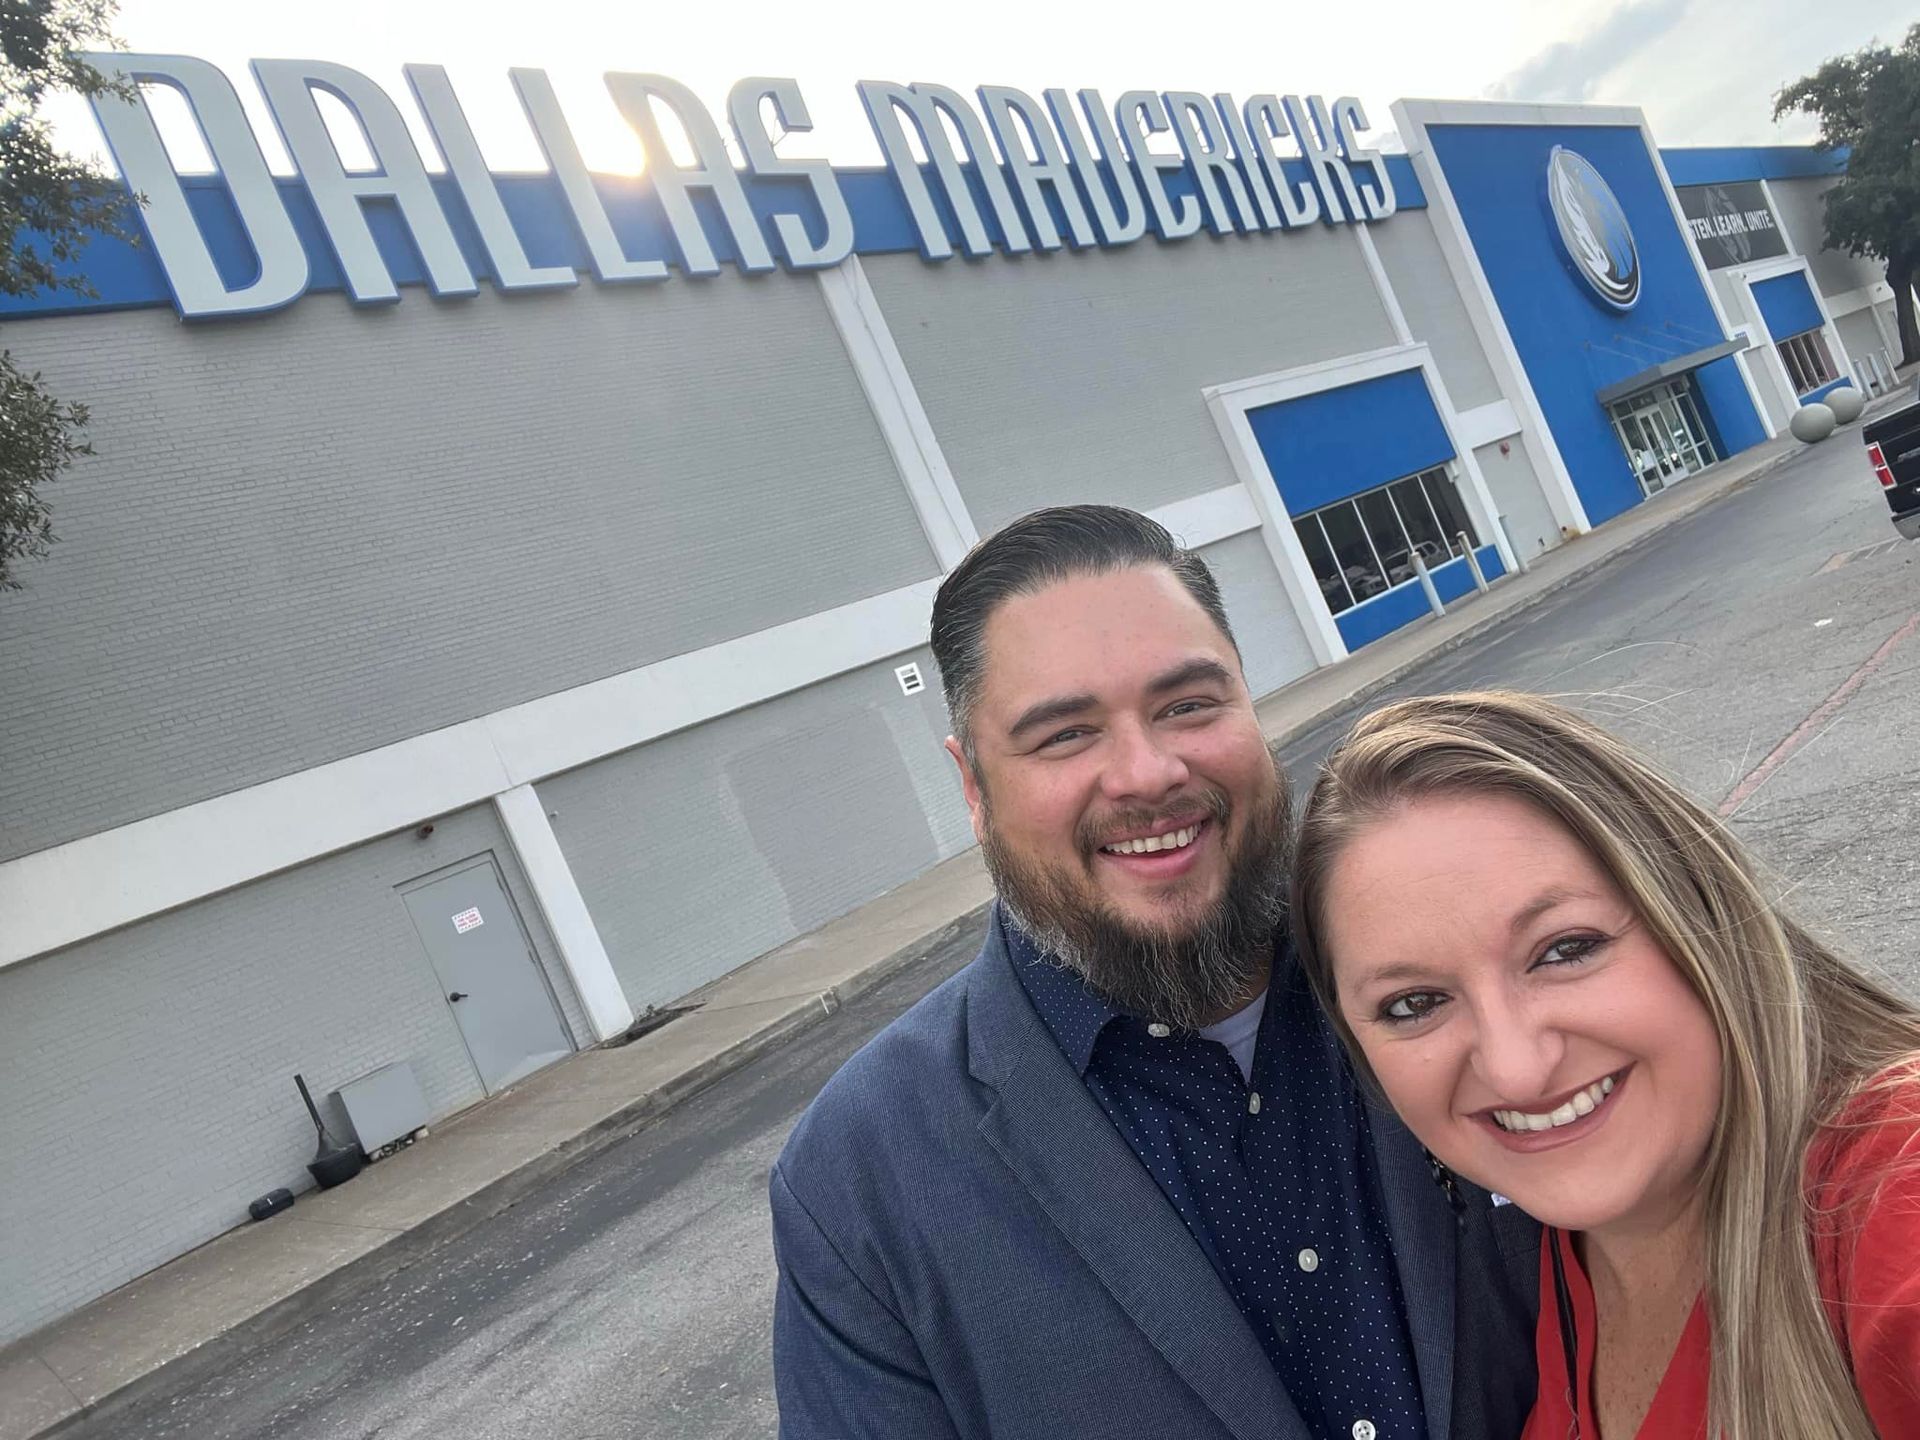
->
[1467,992,1567,1103]
[1099,720,1190,802]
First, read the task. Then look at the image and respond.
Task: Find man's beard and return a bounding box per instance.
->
[982,748,1292,1033]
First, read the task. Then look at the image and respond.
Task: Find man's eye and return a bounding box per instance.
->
[1379,991,1447,1025]
[1040,728,1089,748]
[1165,699,1217,719]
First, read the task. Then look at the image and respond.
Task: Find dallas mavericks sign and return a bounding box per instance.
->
[78,56,1399,321]
[1546,146,1639,311]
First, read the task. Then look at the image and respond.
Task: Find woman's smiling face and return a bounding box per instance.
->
[1319,791,1723,1234]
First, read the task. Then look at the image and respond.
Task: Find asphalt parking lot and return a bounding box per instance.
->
[83,426,1918,1439]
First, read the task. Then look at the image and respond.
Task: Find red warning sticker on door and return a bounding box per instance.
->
[452,907,484,934]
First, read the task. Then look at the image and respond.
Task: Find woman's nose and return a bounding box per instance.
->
[1467,999,1567,1103]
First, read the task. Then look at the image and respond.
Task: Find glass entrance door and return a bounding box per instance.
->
[1607,381,1717,496]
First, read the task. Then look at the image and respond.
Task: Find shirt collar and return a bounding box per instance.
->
[1001,905,1293,1076]
[1002,910,1121,1076]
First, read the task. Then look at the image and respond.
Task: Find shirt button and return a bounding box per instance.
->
[1147,1022,1171,1038]
[1247,1091,1262,1115]
[1352,1421,1376,1440]
[1297,1247,1319,1273]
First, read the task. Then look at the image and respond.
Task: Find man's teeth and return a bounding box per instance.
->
[1102,825,1200,856]
[1493,1075,1617,1133]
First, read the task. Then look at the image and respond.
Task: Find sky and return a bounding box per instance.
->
[38,0,1919,177]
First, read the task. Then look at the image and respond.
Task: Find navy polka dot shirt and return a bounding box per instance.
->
[1009,923,1425,1440]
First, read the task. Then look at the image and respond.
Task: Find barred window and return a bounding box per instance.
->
[1291,466,1478,616]
[1776,328,1836,397]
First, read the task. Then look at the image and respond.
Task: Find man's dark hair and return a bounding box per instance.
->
[930,505,1239,764]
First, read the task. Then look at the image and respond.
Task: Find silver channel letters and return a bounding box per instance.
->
[79,55,1398,321]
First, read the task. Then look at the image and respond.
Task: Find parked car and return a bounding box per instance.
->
[1863,392,1920,540]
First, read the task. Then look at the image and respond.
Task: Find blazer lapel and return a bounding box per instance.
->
[967,924,1309,1440]
[1368,1101,1458,1440]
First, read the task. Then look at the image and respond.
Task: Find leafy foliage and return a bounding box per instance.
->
[1774,24,1920,368]
[1,0,133,589]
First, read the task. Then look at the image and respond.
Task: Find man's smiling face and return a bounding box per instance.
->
[947,564,1286,1023]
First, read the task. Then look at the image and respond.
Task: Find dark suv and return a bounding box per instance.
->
[1864,388,1920,540]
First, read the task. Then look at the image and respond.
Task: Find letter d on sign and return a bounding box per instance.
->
[82,53,309,319]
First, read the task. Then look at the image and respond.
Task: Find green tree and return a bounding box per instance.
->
[1774,24,1920,370]
[1,0,134,590]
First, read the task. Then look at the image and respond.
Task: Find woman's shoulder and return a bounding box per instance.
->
[1807,1060,1920,1432]
[1809,1059,1920,1194]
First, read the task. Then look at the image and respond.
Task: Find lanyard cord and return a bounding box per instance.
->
[1549,1228,1584,1440]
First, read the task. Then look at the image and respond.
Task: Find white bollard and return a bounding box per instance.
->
[1458,533,1491,594]
[1409,548,1445,618]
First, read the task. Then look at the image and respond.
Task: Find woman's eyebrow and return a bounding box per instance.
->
[1506,886,1601,936]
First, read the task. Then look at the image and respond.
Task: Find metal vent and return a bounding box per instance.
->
[895,663,926,696]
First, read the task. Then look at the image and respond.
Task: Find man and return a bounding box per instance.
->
[770,506,1539,1439]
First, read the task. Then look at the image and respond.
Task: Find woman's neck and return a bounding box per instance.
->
[1578,1191,1707,1317]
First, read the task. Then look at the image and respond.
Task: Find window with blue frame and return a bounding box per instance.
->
[1777,328,1837,396]
[1291,465,1479,615]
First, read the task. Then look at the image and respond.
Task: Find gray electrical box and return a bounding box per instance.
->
[330,1060,429,1154]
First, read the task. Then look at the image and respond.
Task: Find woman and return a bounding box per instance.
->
[1290,691,1920,1438]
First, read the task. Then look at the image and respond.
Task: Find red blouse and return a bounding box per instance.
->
[1521,1076,1920,1438]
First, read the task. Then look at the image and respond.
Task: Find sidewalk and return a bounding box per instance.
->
[0,416,1858,1440]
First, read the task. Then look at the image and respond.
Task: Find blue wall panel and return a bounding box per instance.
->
[1247,369,1455,516]
[1426,123,1768,527]
[1751,270,1824,341]
[1658,145,1847,186]
[1333,546,1506,650]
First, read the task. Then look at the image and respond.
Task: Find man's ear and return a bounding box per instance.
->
[944,736,988,846]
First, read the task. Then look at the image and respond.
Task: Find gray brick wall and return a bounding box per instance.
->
[0,802,582,1345]
[1835,308,1895,387]
[0,274,937,862]
[862,227,1398,536]
[1196,532,1316,699]
[1474,440,1560,562]
[1768,178,1889,299]
[539,650,972,1014]
[1370,210,1503,411]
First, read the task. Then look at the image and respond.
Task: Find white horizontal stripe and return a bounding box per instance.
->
[1147,486,1263,548]
[0,577,941,968]
[1395,98,1646,130]
[1453,398,1523,450]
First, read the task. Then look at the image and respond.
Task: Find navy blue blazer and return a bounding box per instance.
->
[771,913,1540,1439]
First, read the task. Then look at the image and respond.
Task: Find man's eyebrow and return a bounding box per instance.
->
[1145,657,1235,696]
[1007,692,1098,742]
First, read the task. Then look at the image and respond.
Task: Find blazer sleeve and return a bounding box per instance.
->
[769,1161,963,1440]
[1817,1091,1920,1431]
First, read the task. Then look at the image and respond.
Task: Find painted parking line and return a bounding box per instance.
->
[1719,612,1920,816]
[1815,538,1906,575]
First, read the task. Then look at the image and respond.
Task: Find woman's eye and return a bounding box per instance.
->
[1380,991,1447,1025]
[1534,934,1605,969]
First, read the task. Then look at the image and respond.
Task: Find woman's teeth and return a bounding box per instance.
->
[1492,1075,1617,1133]
[1102,825,1199,856]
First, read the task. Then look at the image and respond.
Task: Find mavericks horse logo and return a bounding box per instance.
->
[1547,146,1640,311]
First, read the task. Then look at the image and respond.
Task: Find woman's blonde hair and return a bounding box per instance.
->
[1290,691,1920,1440]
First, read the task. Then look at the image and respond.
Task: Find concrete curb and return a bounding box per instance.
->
[31,902,991,1440]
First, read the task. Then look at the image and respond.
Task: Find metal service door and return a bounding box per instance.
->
[401,858,572,1093]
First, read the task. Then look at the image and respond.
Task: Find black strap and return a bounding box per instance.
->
[1548,1227,1583,1439]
